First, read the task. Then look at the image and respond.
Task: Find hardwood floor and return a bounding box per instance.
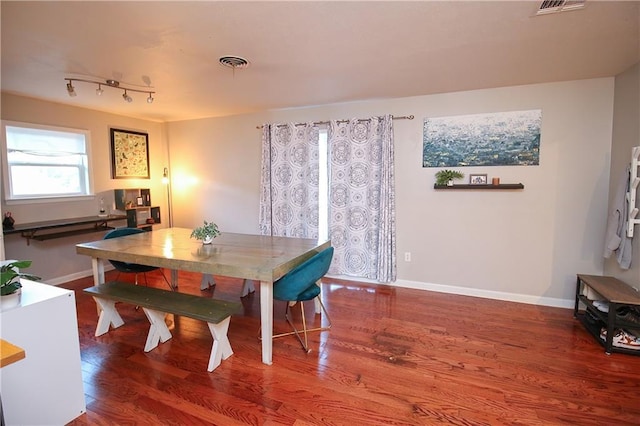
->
[63,271,640,425]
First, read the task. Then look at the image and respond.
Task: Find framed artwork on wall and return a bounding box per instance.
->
[422,109,542,168]
[469,174,488,185]
[110,128,150,179]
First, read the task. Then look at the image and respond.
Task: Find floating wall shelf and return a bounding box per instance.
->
[3,215,127,245]
[433,183,524,190]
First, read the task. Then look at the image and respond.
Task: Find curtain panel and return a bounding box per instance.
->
[327,115,397,282]
[259,123,320,238]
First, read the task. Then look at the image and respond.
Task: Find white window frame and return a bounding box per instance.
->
[1,120,95,204]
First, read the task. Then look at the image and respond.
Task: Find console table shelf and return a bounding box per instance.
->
[3,214,126,244]
[434,183,524,190]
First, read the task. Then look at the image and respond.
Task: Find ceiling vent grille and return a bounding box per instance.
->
[219,56,249,70]
[536,0,585,15]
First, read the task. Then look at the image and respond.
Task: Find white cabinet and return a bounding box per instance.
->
[0,280,86,424]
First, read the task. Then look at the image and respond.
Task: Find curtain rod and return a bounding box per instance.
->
[256,115,414,129]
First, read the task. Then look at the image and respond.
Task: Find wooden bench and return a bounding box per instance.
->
[83,281,242,372]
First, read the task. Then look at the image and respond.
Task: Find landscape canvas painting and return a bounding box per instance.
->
[422,109,542,167]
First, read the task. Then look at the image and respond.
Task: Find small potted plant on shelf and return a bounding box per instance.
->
[435,169,464,186]
[190,221,221,245]
[1,260,41,310]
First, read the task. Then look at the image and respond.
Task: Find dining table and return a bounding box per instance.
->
[76,227,331,365]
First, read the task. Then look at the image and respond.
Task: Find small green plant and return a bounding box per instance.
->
[1,260,41,296]
[190,221,221,242]
[435,169,464,186]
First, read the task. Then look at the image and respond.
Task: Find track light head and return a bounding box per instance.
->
[96,84,103,96]
[147,93,154,104]
[66,82,76,97]
[122,91,133,103]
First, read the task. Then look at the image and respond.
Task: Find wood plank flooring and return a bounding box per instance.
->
[63,271,640,425]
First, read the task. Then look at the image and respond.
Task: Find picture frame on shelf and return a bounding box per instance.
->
[110,128,150,179]
[469,174,488,185]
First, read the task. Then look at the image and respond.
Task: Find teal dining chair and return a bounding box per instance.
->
[269,246,334,353]
[103,227,171,289]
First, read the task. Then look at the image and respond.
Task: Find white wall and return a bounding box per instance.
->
[0,93,169,283]
[604,62,640,289]
[168,78,615,307]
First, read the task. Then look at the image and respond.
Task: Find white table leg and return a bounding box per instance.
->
[91,258,105,286]
[314,279,322,314]
[206,317,232,372]
[92,258,106,316]
[93,297,124,336]
[260,280,273,365]
[141,308,172,352]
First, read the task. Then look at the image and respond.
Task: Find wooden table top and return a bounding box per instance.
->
[76,227,330,282]
[0,339,26,368]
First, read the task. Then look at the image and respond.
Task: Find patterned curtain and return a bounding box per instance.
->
[259,123,320,238]
[327,115,396,282]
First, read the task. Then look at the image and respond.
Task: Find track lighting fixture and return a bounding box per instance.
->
[66,82,77,97]
[64,77,155,104]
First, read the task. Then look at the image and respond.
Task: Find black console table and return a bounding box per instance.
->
[3,215,126,245]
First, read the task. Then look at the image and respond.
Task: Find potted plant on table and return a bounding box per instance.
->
[1,260,41,310]
[190,221,221,245]
[435,169,464,186]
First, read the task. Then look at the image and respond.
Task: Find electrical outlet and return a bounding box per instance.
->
[404,252,411,262]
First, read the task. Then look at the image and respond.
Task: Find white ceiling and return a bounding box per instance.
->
[1,1,638,123]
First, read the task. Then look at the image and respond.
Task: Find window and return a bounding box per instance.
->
[2,121,93,201]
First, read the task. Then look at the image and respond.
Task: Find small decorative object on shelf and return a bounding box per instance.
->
[3,212,15,230]
[190,221,221,245]
[98,198,108,217]
[435,169,464,186]
[1,260,41,310]
[469,174,488,185]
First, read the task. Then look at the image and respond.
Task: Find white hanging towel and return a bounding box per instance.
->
[604,164,632,269]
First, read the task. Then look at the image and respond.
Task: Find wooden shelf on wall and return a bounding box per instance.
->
[434,183,524,190]
[3,214,127,245]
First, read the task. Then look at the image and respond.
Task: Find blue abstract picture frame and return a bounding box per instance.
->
[422,109,542,167]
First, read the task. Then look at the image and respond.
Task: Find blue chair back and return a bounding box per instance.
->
[104,228,156,273]
[104,227,145,240]
[273,247,334,302]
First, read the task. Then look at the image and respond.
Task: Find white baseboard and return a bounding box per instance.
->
[326,274,574,309]
[46,269,574,309]
[45,266,115,287]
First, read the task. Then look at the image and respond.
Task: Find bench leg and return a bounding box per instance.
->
[142,308,172,352]
[93,297,124,336]
[207,317,233,372]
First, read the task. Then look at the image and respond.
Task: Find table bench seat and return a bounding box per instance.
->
[84,281,242,372]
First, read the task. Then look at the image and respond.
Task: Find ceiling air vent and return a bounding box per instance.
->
[536,0,585,15]
[219,56,249,70]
